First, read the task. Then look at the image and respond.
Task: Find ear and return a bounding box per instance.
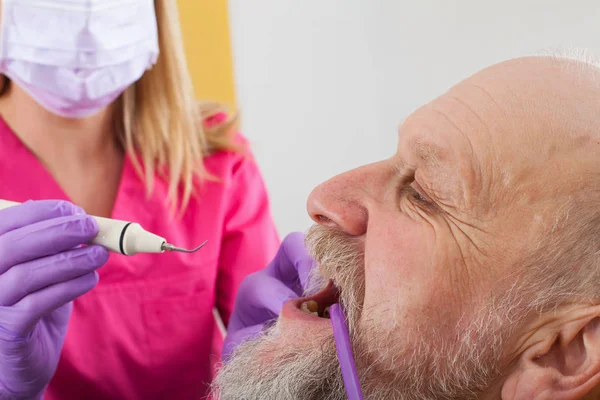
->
[502,317,600,400]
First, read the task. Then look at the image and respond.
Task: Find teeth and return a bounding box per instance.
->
[301,300,319,316]
[300,301,332,319]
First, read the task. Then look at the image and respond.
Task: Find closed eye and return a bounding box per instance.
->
[400,184,427,203]
[399,181,437,212]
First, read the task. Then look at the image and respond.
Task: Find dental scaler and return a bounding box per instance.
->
[0,199,207,256]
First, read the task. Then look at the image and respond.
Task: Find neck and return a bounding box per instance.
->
[0,81,121,164]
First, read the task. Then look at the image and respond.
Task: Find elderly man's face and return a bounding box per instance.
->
[214,57,600,399]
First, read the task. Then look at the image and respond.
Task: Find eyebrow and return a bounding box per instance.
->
[410,140,445,170]
[394,139,446,179]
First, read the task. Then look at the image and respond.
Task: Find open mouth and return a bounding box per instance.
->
[296,280,340,319]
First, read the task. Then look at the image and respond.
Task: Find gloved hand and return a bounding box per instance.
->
[223,232,315,360]
[0,200,109,400]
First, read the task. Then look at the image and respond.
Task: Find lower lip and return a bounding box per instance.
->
[281,298,332,327]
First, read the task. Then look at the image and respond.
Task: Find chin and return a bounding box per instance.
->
[211,319,345,400]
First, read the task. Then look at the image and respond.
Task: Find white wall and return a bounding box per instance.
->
[228,0,600,236]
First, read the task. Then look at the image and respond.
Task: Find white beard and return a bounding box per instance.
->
[212,225,511,399]
[211,305,508,400]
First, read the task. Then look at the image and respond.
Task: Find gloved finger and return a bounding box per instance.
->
[7,271,99,335]
[0,245,108,307]
[222,324,264,362]
[227,274,298,333]
[265,232,315,293]
[0,214,99,275]
[0,200,82,236]
[296,257,315,291]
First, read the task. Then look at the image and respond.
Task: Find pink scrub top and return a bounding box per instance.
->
[0,114,280,399]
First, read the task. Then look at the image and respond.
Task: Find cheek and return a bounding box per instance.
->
[360,215,458,330]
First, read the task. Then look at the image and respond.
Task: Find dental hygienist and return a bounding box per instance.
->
[0,1,283,399]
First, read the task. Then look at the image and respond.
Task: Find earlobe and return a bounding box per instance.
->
[502,317,600,400]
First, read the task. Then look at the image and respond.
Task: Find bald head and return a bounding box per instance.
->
[462,56,600,181]
[457,56,600,303]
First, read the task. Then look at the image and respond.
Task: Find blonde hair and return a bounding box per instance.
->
[117,0,239,214]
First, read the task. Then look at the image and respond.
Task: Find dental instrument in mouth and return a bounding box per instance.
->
[0,199,208,256]
[330,303,364,400]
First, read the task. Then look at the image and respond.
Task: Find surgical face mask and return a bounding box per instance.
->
[0,0,159,118]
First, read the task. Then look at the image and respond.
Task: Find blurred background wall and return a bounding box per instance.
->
[177,0,236,107]
[180,0,600,236]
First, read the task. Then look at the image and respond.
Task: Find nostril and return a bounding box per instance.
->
[307,184,368,235]
[316,214,335,226]
[317,214,329,223]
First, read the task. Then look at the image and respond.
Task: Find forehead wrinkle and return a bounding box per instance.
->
[428,107,475,165]
[442,95,494,176]
[465,83,512,122]
[424,106,489,216]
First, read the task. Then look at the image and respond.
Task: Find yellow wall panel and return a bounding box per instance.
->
[176,0,236,107]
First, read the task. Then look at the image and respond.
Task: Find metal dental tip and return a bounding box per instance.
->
[161,240,208,253]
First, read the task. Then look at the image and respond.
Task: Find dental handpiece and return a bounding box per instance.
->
[330,303,364,400]
[0,199,207,256]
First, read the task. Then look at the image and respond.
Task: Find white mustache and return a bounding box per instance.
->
[304,225,366,334]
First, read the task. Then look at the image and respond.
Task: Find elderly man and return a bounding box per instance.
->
[212,55,600,399]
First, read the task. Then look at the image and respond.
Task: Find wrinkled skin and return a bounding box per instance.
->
[215,56,600,400]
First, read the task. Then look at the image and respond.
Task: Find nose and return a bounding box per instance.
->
[307,163,387,236]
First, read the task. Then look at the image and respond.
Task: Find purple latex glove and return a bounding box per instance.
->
[223,232,315,360]
[0,200,109,400]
